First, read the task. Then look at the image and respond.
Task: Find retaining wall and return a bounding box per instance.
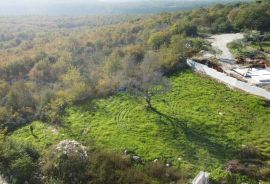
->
[187,59,270,100]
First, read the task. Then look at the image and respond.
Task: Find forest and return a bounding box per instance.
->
[0,0,270,183]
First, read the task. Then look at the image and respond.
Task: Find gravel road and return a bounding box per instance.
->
[208,33,244,60]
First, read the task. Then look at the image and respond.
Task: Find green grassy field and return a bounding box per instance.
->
[8,70,270,178]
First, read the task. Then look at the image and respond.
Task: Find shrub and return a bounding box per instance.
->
[10,154,39,183]
[0,140,40,184]
[210,167,229,184]
[172,22,198,37]
[145,161,189,183]
[225,145,270,181]
[148,31,171,50]
[88,151,150,184]
[42,140,90,184]
[211,167,259,184]
[237,145,262,160]
[259,167,270,180]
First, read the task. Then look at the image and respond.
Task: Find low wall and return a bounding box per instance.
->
[187,59,270,100]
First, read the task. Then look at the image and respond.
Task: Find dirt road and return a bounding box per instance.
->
[208,33,244,60]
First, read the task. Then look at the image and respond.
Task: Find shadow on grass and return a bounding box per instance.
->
[30,125,39,139]
[151,107,187,137]
[151,108,238,164]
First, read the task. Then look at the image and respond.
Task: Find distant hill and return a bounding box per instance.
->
[0,0,252,16]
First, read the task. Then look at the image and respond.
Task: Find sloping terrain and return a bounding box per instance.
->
[208,33,244,61]
[9,70,270,181]
[1,1,270,183]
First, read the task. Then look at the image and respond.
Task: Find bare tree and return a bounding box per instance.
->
[122,52,170,109]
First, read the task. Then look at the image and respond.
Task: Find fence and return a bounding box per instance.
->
[187,59,270,100]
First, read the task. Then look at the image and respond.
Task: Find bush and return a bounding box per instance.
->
[88,151,150,184]
[210,167,259,184]
[237,145,262,160]
[225,145,270,181]
[148,31,171,50]
[10,154,39,183]
[145,161,189,183]
[210,167,229,184]
[0,140,40,184]
[259,167,270,180]
[172,22,198,37]
[43,146,154,184]
[42,140,90,184]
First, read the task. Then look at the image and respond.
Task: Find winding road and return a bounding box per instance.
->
[208,33,244,61]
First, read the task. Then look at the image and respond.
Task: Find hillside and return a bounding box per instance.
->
[7,70,270,183]
[1,0,270,183]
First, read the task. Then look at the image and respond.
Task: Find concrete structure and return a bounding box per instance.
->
[192,171,210,184]
[200,33,270,94]
[187,59,270,100]
[233,68,270,85]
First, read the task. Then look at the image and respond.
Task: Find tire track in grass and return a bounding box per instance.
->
[115,106,130,129]
[114,101,136,129]
[113,100,144,130]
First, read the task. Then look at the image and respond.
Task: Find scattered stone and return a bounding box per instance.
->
[153,159,158,163]
[132,156,141,162]
[124,149,129,155]
[166,163,171,167]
